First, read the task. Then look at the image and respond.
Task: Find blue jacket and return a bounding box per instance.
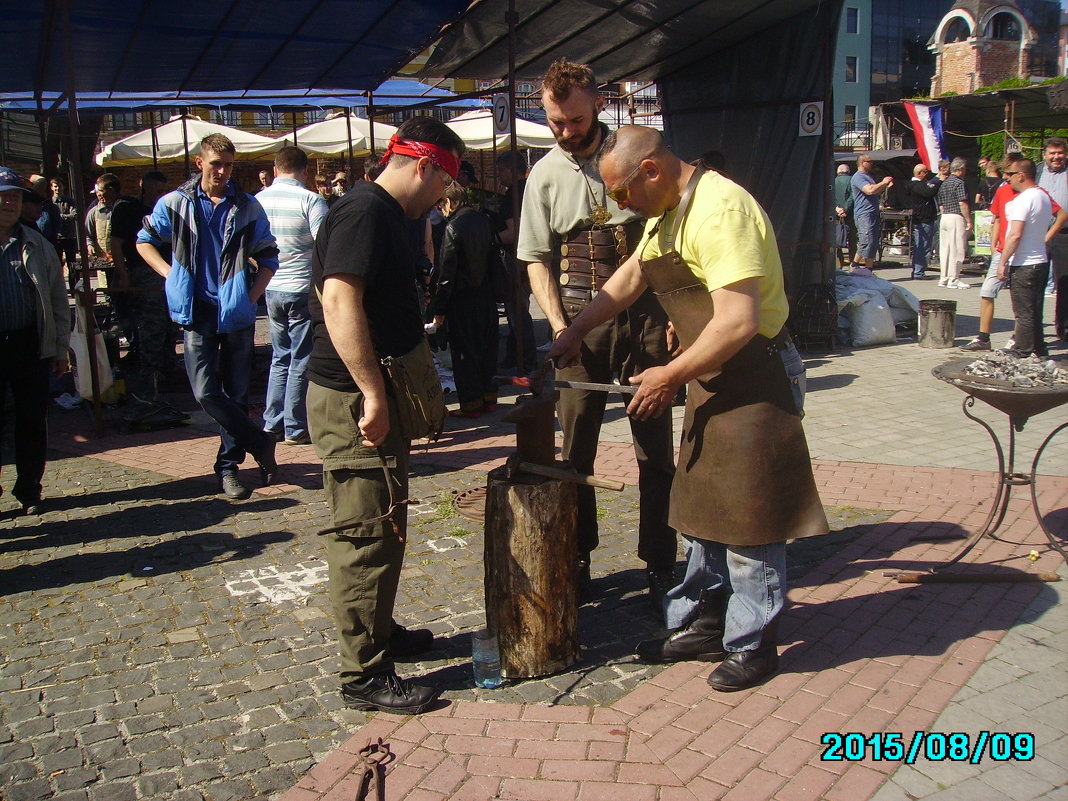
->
[138,177,279,332]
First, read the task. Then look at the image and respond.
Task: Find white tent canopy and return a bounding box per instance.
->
[96,114,283,166]
[445,109,556,150]
[278,113,398,157]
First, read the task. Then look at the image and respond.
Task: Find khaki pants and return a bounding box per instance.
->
[307,381,409,682]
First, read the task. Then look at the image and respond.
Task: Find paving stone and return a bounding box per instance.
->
[6,779,54,801]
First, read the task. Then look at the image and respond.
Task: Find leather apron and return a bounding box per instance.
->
[638,169,828,547]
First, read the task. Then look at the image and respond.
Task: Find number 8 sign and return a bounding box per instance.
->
[798,102,823,137]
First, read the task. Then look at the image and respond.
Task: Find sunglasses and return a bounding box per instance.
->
[606,162,645,204]
[1004,170,1020,176]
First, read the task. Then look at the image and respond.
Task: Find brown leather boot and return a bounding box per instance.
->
[635,588,729,663]
[706,616,780,691]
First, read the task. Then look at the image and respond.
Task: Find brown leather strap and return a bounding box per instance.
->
[559,257,617,280]
[560,242,625,260]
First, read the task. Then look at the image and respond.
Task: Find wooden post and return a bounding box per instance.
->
[484,467,580,678]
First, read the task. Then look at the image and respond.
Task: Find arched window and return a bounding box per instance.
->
[986,12,1022,40]
[943,18,971,43]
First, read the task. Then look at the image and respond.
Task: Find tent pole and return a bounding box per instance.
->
[150,111,159,170]
[345,111,354,178]
[291,111,298,144]
[506,0,526,376]
[182,109,191,178]
[60,0,103,433]
[368,93,377,158]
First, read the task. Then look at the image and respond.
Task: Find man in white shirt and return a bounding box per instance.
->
[256,146,328,444]
[998,159,1054,357]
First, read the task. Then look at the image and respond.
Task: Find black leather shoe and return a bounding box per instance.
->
[390,621,435,659]
[706,617,780,691]
[22,501,43,516]
[341,671,439,714]
[706,647,779,692]
[264,428,284,442]
[646,567,676,620]
[256,439,278,486]
[218,471,251,500]
[636,587,729,663]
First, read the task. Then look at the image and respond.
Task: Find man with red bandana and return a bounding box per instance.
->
[307,117,465,714]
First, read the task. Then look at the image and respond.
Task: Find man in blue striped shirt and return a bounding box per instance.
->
[256,147,328,445]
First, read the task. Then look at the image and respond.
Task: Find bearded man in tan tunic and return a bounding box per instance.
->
[550,126,827,691]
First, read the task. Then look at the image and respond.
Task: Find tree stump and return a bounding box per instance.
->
[484,466,580,678]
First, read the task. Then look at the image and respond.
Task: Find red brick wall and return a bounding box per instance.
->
[934,39,1028,96]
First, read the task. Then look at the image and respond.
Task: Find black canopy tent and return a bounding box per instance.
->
[418,0,843,294]
[0,0,473,424]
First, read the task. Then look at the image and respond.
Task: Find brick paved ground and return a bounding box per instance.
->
[1,264,1066,801]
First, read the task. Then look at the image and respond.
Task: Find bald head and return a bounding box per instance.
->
[597,125,666,172]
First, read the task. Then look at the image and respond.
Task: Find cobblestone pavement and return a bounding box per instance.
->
[0,444,890,801]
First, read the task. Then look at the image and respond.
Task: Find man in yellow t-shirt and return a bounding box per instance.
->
[550,126,826,693]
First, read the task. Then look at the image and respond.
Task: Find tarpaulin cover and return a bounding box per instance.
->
[0,81,486,112]
[274,114,399,157]
[446,109,556,150]
[659,1,840,292]
[418,0,828,84]
[0,1,472,94]
[97,114,283,166]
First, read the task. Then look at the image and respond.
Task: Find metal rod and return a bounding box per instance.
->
[551,380,638,395]
[61,0,103,434]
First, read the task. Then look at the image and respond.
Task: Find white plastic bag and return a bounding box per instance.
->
[69,304,114,400]
[846,297,896,347]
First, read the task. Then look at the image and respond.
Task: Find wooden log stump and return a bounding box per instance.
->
[484,466,580,678]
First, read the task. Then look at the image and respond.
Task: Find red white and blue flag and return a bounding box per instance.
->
[904,102,947,170]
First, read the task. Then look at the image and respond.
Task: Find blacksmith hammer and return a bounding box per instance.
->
[503,453,625,491]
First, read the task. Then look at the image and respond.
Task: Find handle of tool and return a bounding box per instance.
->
[518,460,625,491]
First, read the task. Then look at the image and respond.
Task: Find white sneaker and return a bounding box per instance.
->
[1006,337,1015,350]
[937,279,948,287]
[951,280,971,289]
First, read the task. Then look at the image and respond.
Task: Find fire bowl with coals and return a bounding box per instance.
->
[932,355,1068,425]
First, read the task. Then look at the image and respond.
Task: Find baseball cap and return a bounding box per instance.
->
[0,167,34,197]
[459,161,479,184]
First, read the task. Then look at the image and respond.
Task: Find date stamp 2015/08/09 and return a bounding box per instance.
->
[820,731,1035,764]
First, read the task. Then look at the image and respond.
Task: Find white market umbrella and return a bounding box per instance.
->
[446,109,557,150]
[96,114,283,167]
[279,113,398,157]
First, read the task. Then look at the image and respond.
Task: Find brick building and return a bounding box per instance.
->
[928,0,1058,95]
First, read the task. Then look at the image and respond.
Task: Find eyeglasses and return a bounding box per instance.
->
[1004,170,1020,176]
[436,164,455,188]
[606,162,645,205]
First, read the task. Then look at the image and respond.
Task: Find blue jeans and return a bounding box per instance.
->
[911,220,934,277]
[665,538,786,651]
[184,304,270,474]
[263,290,312,439]
[662,344,804,649]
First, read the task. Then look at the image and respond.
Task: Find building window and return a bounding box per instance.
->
[845,55,858,83]
[846,7,858,34]
[212,110,242,127]
[255,112,284,128]
[108,112,139,131]
[844,105,857,127]
[987,13,1021,41]
[943,18,971,44]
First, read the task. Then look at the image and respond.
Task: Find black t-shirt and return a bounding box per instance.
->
[110,196,150,273]
[307,182,423,391]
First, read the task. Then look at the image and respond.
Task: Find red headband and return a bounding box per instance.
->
[380,134,460,180]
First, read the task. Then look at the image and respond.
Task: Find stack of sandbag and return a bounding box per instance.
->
[835,270,920,347]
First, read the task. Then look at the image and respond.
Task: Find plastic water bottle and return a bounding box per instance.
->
[472,628,503,689]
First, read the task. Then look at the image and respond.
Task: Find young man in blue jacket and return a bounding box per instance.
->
[137,134,280,499]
